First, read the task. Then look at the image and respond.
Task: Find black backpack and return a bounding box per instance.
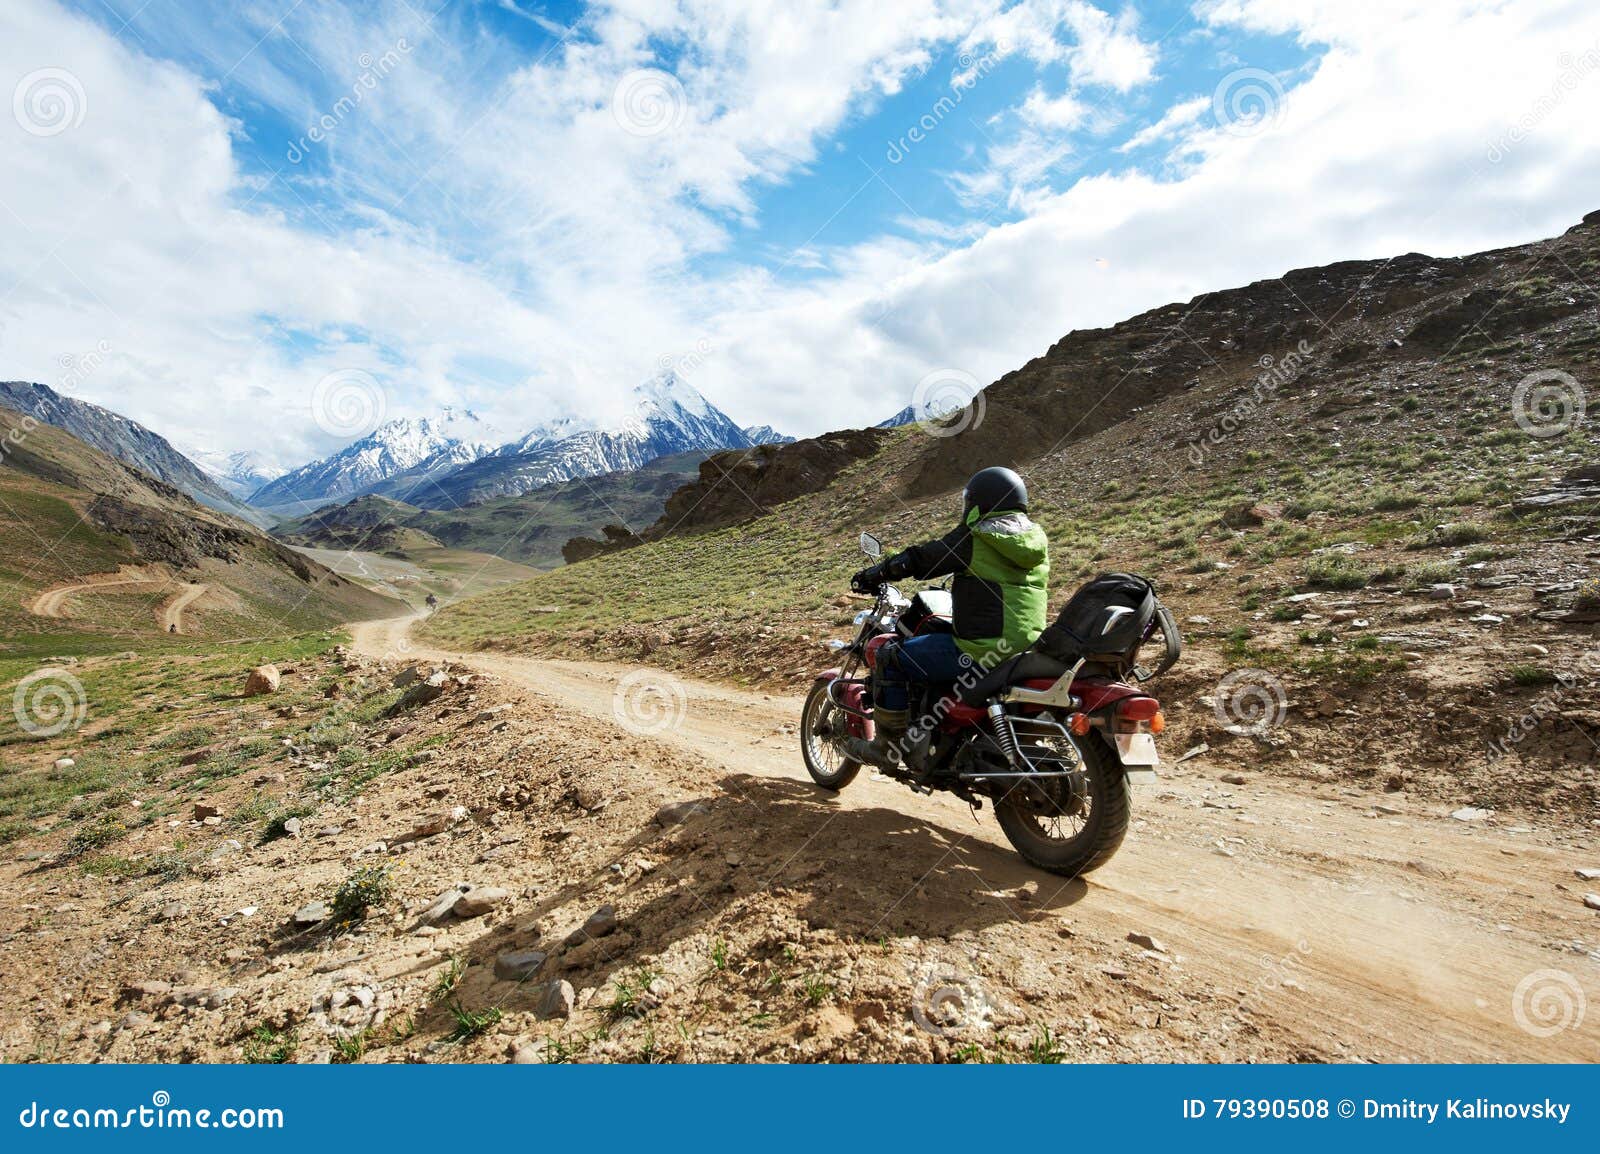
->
[1033,572,1180,680]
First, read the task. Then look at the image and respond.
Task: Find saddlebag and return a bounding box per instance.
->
[1033,572,1181,680]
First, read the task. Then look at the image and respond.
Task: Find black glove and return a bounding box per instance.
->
[851,565,885,594]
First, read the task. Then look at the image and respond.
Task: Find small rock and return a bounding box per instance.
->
[156,901,187,922]
[1585,893,1600,912]
[121,979,172,1002]
[1427,584,1457,600]
[538,979,576,1020]
[292,900,329,927]
[576,904,617,939]
[453,885,512,918]
[53,757,75,770]
[654,799,710,827]
[1451,806,1491,822]
[243,665,281,696]
[1126,932,1168,953]
[1576,868,1600,881]
[385,672,448,717]
[1175,743,1208,764]
[179,747,213,767]
[494,949,549,982]
[281,817,302,838]
[193,802,222,821]
[1220,772,1248,786]
[115,1010,150,1032]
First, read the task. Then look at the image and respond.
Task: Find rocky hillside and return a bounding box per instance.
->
[0,409,399,651]
[274,451,710,570]
[0,382,267,526]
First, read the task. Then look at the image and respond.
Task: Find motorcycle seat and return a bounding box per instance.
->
[956,651,1071,706]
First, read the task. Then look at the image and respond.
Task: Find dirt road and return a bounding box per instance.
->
[350,616,1597,1062]
[159,583,209,633]
[27,566,209,633]
[27,568,165,618]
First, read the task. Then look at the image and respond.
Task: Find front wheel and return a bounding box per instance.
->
[799,682,861,791]
[993,733,1131,877]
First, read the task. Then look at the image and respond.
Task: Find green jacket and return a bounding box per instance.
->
[883,507,1050,663]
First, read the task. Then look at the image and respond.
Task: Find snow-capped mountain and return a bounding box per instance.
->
[743,424,794,445]
[186,448,285,502]
[877,405,918,428]
[414,372,754,509]
[248,409,495,510]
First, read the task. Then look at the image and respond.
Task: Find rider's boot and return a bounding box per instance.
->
[867,707,910,767]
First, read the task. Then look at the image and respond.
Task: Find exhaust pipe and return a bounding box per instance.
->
[842,736,899,771]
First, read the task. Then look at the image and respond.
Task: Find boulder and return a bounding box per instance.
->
[453,885,511,919]
[243,665,281,696]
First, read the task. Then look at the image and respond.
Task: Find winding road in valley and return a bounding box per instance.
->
[351,613,1597,1062]
[27,568,210,633]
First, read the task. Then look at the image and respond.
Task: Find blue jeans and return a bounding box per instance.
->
[877,633,974,710]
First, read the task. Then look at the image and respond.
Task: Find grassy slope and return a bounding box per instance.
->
[0,412,401,658]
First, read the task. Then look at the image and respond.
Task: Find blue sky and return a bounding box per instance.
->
[3,1,1599,467]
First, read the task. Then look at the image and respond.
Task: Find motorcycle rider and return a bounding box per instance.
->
[850,466,1049,766]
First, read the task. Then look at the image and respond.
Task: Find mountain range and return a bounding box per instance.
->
[0,381,271,527]
[249,372,779,513]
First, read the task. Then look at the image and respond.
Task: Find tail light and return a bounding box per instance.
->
[1113,696,1164,734]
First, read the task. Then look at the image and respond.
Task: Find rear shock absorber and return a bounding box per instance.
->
[986,701,1023,768]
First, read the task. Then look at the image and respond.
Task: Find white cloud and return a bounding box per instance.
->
[3,0,1600,472]
[1117,94,1208,151]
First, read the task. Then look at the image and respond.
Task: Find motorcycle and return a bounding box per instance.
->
[798,532,1181,877]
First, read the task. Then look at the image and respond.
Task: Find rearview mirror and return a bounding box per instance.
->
[859,532,882,559]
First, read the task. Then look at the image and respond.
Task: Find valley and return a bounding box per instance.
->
[1,212,1595,1066]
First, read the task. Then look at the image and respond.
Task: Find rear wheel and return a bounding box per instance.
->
[993,733,1131,876]
[799,681,862,791]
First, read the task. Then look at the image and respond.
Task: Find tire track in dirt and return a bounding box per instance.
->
[350,615,1597,1061]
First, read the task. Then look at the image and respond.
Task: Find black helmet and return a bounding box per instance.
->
[963,466,1028,517]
